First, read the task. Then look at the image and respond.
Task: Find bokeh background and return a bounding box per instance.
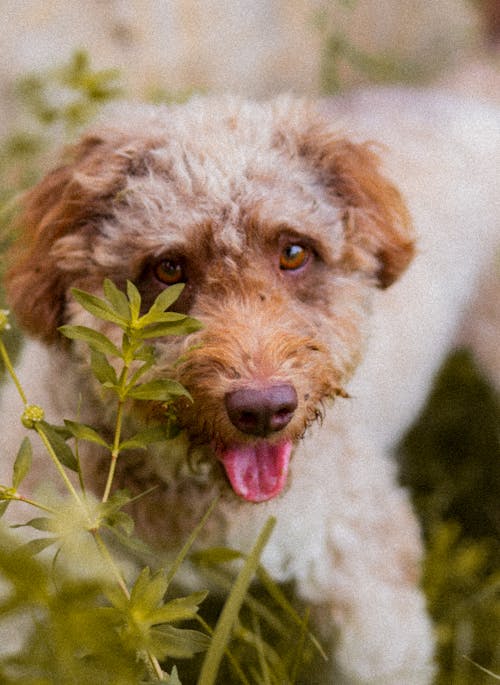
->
[0,2,499,683]
[1,0,500,120]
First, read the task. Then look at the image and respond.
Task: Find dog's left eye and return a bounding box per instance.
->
[154,259,184,285]
[279,244,309,271]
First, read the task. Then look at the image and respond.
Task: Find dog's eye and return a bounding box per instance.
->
[279,244,309,271]
[154,259,184,285]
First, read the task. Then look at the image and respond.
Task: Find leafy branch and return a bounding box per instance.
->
[0,281,207,682]
[59,279,200,502]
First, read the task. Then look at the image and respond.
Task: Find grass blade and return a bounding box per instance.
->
[166,496,219,586]
[197,517,276,685]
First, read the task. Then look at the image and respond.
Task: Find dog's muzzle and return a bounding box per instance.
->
[213,383,298,503]
[224,383,298,437]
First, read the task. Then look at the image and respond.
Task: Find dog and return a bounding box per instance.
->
[1,88,499,683]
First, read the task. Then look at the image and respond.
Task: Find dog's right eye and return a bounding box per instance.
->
[279,244,309,271]
[154,259,184,285]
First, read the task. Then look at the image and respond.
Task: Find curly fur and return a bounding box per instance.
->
[1,89,499,683]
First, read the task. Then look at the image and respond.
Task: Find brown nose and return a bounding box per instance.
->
[225,384,298,437]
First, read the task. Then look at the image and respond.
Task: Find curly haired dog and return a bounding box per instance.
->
[1,89,499,683]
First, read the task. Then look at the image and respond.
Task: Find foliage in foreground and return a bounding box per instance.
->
[0,283,321,684]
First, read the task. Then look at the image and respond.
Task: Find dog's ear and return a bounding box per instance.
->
[299,125,415,288]
[5,131,147,342]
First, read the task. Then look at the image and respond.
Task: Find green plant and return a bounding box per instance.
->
[0,282,209,682]
[423,523,500,684]
[0,283,321,684]
[400,349,500,683]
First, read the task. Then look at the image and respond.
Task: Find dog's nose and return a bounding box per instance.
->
[225,384,298,437]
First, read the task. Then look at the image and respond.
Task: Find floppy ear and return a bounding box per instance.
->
[299,124,415,288]
[5,130,150,343]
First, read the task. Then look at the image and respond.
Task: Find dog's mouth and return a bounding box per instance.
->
[216,440,293,503]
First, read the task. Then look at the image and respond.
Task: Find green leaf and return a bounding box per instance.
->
[98,490,137,534]
[12,437,33,489]
[99,488,133,513]
[150,591,208,625]
[15,536,56,557]
[104,583,129,613]
[167,666,182,685]
[145,311,189,323]
[150,283,185,313]
[119,426,171,451]
[191,547,243,566]
[130,567,168,612]
[133,343,156,364]
[128,379,191,402]
[70,288,129,327]
[140,318,203,339]
[126,280,142,320]
[0,501,9,517]
[150,624,210,659]
[125,356,156,389]
[37,421,78,471]
[137,309,187,328]
[59,324,121,357]
[104,523,154,558]
[90,348,118,386]
[104,278,131,319]
[16,516,54,532]
[63,419,110,448]
[105,510,135,537]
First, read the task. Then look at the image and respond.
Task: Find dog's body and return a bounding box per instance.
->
[1,89,499,683]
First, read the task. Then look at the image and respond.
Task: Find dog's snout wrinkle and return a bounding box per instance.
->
[225,383,298,437]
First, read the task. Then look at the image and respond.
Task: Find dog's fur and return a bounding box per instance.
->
[1,89,499,683]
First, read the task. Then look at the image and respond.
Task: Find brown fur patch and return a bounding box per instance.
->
[297,131,415,287]
[5,131,161,341]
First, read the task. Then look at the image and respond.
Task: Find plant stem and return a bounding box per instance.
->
[93,528,130,598]
[146,652,166,681]
[14,494,57,514]
[102,335,134,503]
[36,424,82,505]
[166,495,220,586]
[0,338,28,404]
[102,397,125,503]
[1,336,84,506]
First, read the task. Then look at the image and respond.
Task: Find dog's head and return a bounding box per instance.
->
[6,96,414,503]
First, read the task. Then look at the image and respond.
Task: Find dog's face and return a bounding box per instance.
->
[6,97,414,503]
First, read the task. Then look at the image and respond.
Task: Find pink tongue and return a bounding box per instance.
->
[219,440,293,502]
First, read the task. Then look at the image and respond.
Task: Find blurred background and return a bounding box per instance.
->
[0,2,499,683]
[1,0,500,124]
